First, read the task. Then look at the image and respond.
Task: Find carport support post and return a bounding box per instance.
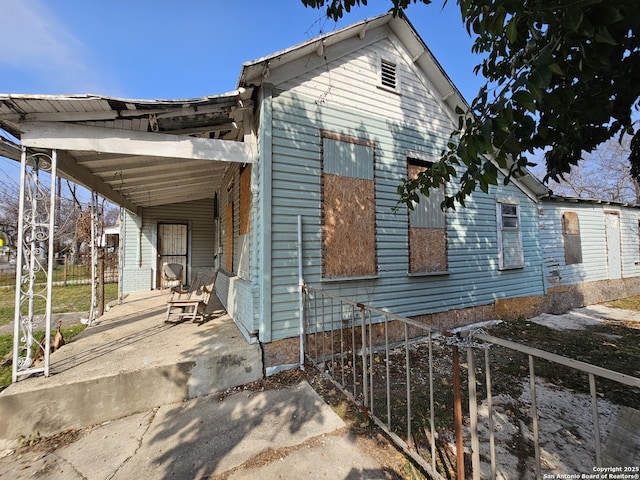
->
[12,148,57,382]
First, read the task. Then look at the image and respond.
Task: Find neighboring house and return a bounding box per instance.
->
[538,195,640,311]
[3,12,638,373]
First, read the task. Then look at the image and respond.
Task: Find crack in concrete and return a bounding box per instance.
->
[52,451,88,480]
[106,407,159,480]
[209,426,350,479]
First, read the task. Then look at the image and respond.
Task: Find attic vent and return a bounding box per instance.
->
[380,59,398,90]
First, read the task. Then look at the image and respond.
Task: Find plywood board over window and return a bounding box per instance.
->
[562,211,583,265]
[407,161,447,273]
[240,164,251,235]
[322,133,376,278]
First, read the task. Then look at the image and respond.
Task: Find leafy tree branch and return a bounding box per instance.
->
[302,0,640,208]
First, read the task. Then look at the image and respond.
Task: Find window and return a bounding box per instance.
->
[497,200,524,269]
[322,132,376,278]
[562,211,582,265]
[407,159,447,273]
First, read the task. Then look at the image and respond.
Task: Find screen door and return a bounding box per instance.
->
[157,223,188,287]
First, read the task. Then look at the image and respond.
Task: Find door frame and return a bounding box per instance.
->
[156,222,189,288]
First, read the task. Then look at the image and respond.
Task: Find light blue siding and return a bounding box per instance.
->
[121,199,215,293]
[265,90,544,341]
[540,200,640,287]
[323,138,374,179]
[410,187,445,228]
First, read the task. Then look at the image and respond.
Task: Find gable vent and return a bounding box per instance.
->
[380,59,398,90]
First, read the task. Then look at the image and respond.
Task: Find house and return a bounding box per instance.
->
[3,12,637,375]
[538,195,640,311]
[116,10,550,365]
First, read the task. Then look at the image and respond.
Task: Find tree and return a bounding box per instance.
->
[532,137,640,203]
[302,0,640,208]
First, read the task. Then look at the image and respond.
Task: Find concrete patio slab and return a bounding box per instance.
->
[0,290,263,441]
[0,381,388,480]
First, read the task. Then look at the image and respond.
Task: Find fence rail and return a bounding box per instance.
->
[0,253,118,287]
[302,286,640,480]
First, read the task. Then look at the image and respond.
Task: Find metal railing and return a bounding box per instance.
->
[0,253,119,287]
[302,286,640,480]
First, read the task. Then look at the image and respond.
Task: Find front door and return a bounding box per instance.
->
[605,212,622,279]
[157,223,188,287]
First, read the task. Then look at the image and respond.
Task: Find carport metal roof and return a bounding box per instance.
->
[0,89,255,212]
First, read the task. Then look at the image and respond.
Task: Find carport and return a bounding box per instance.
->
[0,89,256,382]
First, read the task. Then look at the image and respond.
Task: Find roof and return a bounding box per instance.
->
[0,90,254,211]
[542,194,640,208]
[238,11,467,116]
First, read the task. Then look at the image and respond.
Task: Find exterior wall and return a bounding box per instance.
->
[263,27,545,342]
[540,200,640,288]
[121,199,215,292]
[217,158,259,337]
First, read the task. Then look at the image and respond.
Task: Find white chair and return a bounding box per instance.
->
[162,263,183,290]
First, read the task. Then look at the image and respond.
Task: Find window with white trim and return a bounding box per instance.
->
[497,200,524,269]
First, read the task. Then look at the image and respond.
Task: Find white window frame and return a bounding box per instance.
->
[496,199,524,269]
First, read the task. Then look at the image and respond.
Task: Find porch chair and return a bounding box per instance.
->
[162,263,183,290]
[165,271,217,323]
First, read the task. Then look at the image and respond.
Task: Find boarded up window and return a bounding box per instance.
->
[497,201,524,269]
[240,165,251,235]
[562,211,583,264]
[226,202,233,272]
[407,160,447,273]
[322,134,376,278]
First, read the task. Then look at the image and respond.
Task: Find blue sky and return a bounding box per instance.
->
[0,0,484,101]
[0,0,487,192]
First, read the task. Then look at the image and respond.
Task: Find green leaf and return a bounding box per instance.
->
[506,17,518,43]
[564,7,584,32]
[512,90,536,113]
[548,63,564,76]
[531,65,552,90]
[595,27,618,45]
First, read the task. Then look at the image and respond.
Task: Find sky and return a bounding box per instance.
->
[0,0,486,194]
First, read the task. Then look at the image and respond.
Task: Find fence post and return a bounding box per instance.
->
[63,254,68,287]
[452,344,465,480]
[467,347,480,480]
[360,305,368,408]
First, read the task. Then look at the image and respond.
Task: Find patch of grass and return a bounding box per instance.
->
[0,324,86,391]
[0,284,118,327]
[486,318,640,408]
[608,295,640,311]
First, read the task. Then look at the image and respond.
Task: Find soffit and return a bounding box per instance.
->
[0,90,253,210]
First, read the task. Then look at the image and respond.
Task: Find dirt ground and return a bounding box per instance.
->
[4,305,638,480]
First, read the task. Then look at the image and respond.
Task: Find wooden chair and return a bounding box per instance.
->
[165,271,217,323]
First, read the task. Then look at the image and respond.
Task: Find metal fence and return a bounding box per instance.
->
[302,286,640,480]
[0,252,119,287]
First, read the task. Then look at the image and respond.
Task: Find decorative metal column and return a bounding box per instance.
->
[87,191,100,325]
[118,207,124,305]
[12,148,57,382]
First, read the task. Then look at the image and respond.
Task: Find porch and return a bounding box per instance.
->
[0,290,263,442]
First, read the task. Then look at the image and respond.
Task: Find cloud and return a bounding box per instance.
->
[0,0,117,94]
